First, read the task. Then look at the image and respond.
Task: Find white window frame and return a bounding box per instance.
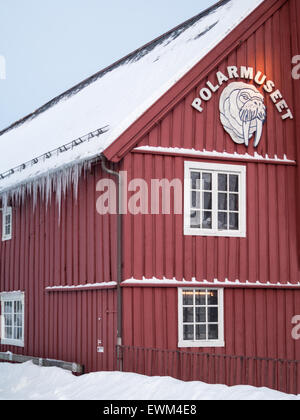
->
[178,288,224,348]
[184,161,246,237]
[0,291,24,347]
[2,206,12,241]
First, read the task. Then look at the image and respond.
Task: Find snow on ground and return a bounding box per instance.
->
[0,361,299,400]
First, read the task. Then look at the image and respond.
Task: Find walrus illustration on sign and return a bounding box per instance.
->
[219,82,266,147]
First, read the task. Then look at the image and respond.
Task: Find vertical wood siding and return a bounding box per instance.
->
[290,0,300,263]
[0,164,118,372]
[122,286,300,393]
[121,0,299,284]
[122,152,298,284]
[119,0,300,393]
[122,286,300,359]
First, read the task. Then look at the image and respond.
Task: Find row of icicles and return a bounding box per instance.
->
[0,160,92,220]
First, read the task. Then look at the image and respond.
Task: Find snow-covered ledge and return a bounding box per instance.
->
[45,282,117,292]
[121,277,300,289]
[133,146,296,165]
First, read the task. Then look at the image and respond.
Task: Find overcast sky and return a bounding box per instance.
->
[0,0,216,131]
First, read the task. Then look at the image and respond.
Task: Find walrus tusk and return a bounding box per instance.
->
[254,118,263,147]
[243,121,251,146]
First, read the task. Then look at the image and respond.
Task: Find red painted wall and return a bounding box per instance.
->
[121,286,300,393]
[119,0,299,284]
[117,0,300,393]
[290,0,300,263]
[0,164,118,372]
[121,152,298,284]
[122,286,300,360]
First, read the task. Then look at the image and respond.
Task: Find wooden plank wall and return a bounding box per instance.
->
[122,286,300,364]
[122,152,298,284]
[0,163,118,372]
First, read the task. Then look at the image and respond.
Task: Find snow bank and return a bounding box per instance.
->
[0,361,299,400]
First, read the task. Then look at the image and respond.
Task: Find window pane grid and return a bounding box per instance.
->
[5,214,11,236]
[182,289,219,342]
[2,298,23,342]
[2,207,12,240]
[189,169,241,234]
[217,173,239,231]
[190,172,212,230]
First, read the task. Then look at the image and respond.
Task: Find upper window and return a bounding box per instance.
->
[178,288,224,348]
[2,206,12,241]
[0,292,24,347]
[184,162,246,237]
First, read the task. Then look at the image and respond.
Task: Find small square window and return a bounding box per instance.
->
[178,288,224,348]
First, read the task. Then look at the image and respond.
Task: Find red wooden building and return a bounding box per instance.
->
[0,0,300,394]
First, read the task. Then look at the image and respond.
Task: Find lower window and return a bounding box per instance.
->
[178,288,224,348]
[0,292,24,347]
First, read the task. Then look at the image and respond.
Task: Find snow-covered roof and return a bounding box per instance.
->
[0,0,263,198]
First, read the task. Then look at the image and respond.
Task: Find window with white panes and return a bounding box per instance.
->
[178,288,224,348]
[184,162,246,237]
[0,292,24,347]
[2,206,12,241]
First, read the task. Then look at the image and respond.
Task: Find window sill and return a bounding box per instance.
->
[1,339,24,347]
[184,228,246,238]
[178,340,225,348]
[1,236,12,242]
